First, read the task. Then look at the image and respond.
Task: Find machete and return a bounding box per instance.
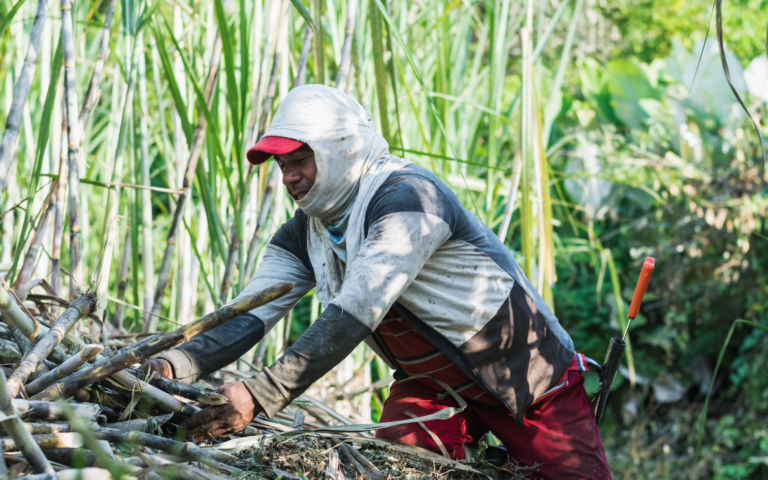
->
[590,257,655,426]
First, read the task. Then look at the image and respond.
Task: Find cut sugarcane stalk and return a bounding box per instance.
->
[0,370,54,473]
[12,400,99,421]
[0,432,84,450]
[15,468,112,480]
[7,294,97,397]
[25,344,103,396]
[32,282,293,402]
[0,285,39,339]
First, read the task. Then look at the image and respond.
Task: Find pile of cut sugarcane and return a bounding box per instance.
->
[0,281,524,479]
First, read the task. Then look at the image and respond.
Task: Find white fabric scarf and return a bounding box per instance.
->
[261,85,411,307]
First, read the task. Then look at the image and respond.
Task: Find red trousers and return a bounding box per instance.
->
[376,371,611,479]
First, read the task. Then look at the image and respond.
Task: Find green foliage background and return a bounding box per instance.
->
[0,0,767,476]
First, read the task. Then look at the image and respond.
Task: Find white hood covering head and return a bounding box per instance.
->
[264,85,386,221]
[262,84,411,304]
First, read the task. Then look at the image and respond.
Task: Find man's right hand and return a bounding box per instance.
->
[141,358,174,380]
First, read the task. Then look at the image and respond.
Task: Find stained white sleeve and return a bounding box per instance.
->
[331,211,451,330]
[236,244,316,335]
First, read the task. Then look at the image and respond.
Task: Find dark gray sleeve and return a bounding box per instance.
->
[242,304,372,418]
[159,313,265,384]
[159,212,317,384]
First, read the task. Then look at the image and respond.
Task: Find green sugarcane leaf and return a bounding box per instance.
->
[213,0,242,162]
[0,0,29,38]
[184,217,222,308]
[160,14,228,168]
[136,0,163,33]
[151,18,192,143]
[289,0,316,31]
[373,0,479,217]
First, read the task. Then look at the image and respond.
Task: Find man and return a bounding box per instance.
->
[144,85,611,479]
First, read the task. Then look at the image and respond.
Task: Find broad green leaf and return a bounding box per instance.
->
[0,0,28,38]
[606,59,656,129]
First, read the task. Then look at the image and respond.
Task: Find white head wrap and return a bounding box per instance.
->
[262,85,411,305]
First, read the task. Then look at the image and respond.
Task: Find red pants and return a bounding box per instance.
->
[376,371,611,479]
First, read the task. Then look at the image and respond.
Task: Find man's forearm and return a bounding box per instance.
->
[243,304,371,418]
[158,313,265,384]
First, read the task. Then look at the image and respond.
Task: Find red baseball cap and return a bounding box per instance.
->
[246,136,305,165]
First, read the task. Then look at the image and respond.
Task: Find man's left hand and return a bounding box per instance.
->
[180,381,261,441]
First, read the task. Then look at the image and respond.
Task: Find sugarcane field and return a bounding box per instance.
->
[0,0,767,476]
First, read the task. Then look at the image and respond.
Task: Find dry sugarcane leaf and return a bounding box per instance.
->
[325,447,346,480]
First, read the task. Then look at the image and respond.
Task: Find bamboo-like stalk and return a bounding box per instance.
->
[6,294,97,397]
[496,146,522,242]
[88,427,231,465]
[0,0,52,193]
[43,449,97,468]
[243,0,284,152]
[14,201,55,290]
[61,0,83,299]
[294,25,314,88]
[51,96,68,305]
[7,322,35,357]
[335,0,356,88]
[313,0,325,84]
[147,26,225,327]
[186,208,207,318]
[0,370,55,473]
[94,11,147,320]
[0,338,22,364]
[106,413,173,432]
[243,164,280,281]
[128,368,205,401]
[220,0,290,301]
[0,433,84,451]
[151,464,234,480]
[12,400,99,421]
[33,282,293,401]
[112,232,131,330]
[77,0,117,136]
[138,31,155,319]
[255,0,290,142]
[25,345,103,396]
[533,79,555,304]
[485,0,511,221]
[0,283,39,338]
[0,422,73,436]
[519,25,533,279]
[367,0,391,144]
[107,370,199,417]
[0,441,6,479]
[219,228,240,302]
[23,467,111,480]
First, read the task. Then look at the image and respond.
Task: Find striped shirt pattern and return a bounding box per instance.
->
[376,309,503,405]
[377,308,590,407]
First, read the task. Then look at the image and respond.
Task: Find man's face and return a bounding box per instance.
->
[275,145,317,201]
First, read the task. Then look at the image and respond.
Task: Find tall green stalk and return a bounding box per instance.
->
[0,0,51,193]
[138,30,154,319]
[368,0,391,144]
[485,0,511,222]
[519,24,533,279]
[61,0,84,298]
[148,16,225,328]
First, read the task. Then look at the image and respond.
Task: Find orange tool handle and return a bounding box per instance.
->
[627,257,655,320]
